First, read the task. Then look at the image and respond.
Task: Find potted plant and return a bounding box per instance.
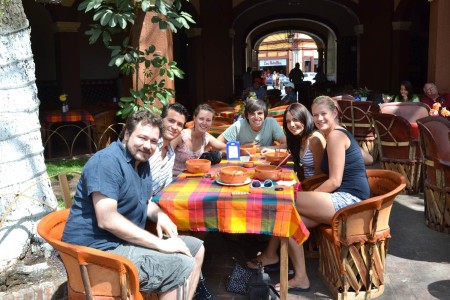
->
[357,87,370,101]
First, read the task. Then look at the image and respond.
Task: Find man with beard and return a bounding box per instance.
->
[62,110,205,300]
[149,103,189,196]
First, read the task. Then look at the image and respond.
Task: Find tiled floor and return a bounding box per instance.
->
[200,192,450,299]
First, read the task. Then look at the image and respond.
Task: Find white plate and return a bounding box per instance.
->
[215,178,251,186]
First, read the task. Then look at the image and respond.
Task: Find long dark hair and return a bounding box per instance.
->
[283,103,315,172]
[399,80,415,101]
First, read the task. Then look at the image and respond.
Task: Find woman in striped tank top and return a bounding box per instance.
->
[247,103,326,292]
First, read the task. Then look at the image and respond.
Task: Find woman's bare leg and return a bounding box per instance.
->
[275,239,310,290]
[296,191,336,227]
[247,236,280,268]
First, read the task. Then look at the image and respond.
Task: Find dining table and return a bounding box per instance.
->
[152,160,310,300]
[43,109,95,157]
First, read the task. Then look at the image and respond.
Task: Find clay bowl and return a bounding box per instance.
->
[254,165,282,181]
[264,151,289,165]
[185,159,211,174]
[240,144,258,155]
[217,166,249,184]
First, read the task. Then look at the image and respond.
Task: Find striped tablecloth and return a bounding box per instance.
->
[153,164,309,245]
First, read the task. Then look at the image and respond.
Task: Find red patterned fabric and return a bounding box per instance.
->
[45,109,95,124]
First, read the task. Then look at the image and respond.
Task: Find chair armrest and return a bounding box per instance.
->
[301,174,328,191]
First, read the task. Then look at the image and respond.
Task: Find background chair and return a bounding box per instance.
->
[379,102,430,123]
[37,209,161,300]
[336,100,380,159]
[316,170,406,300]
[56,172,81,209]
[417,116,450,233]
[372,112,423,193]
[92,110,120,151]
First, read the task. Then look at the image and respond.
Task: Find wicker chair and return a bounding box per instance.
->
[417,116,450,233]
[336,100,380,159]
[371,112,423,193]
[316,170,406,299]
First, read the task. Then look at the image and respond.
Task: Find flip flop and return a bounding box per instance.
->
[247,259,280,272]
[288,287,311,294]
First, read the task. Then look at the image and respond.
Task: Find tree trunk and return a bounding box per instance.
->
[0,0,57,272]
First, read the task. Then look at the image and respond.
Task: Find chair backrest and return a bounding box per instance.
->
[93,110,120,150]
[57,172,81,208]
[337,100,380,137]
[417,116,450,188]
[37,209,143,300]
[379,102,430,123]
[334,169,406,245]
[331,94,356,101]
[371,112,421,161]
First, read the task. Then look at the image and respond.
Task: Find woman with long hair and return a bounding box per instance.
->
[171,104,226,177]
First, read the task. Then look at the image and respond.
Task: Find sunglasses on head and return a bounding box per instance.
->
[251,179,274,188]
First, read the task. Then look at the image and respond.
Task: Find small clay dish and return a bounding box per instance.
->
[218,166,249,184]
[240,144,258,155]
[254,165,282,181]
[185,159,211,173]
[264,152,289,165]
[243,162,254,168]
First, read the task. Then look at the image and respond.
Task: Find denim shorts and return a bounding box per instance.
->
[107,236,203,293]
[330,192,362,211]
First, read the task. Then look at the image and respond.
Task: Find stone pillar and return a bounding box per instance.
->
[427,0,450,92]
[391,21,411,92]
[53,21,82,108]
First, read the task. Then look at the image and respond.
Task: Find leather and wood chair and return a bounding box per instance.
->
[37,209,162,300]
[372,112,423,193]
[417,116,450,233]
[92,110,121,151]
[312,170,406,299]
[336,100,381,159]
[379,102,430,123]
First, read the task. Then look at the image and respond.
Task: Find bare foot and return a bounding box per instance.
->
[246,253,279,269]
[274,277,310,291]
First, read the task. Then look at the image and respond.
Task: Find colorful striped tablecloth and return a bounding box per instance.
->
[45,109,95,124]
[153,164,310,245]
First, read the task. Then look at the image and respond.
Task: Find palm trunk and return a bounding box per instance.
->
[0,0,57,272]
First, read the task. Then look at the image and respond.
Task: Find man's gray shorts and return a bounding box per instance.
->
[107,236,203,293]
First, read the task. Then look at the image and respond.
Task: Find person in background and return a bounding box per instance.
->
[392,80,419,102]
[62,110,205,299]
[149,103,189,195]
[289,62,305,99]
[313,67,328,86]
[274,82,297,107]
[171,104,226,178]
[243,77,267,101]
[217,99,287,149]
[420,82,450,112]
[242,66,253,91]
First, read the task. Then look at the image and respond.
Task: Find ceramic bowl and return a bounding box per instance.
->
[264,151,289,165]
[254,165,282,181]
[217,166,249,184]
[240,156,251,162]
[240,144,258,155]
[185,159,211,174]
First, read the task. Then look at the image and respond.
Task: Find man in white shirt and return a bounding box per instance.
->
[149,103,189,196]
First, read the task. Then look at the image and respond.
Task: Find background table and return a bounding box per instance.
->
[153,162,309,299]
[43,109,95,157]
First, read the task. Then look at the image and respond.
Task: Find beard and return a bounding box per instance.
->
[126,141,152,163]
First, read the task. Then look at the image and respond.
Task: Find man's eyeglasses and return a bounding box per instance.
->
[251,179,274,188]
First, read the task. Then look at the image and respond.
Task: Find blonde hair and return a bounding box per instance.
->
[312,95,340,122]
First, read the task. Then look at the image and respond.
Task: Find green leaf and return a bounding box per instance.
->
[166,69,174,79]
[102,31,112,45]
[118,16,127,29]
[151,16,161,24]
[77,0,89,11]
[115,56,124,67]
[141,0,151,12]
[159,68,165,76]
[109,14,117,27]
[88,29,102,44]
[120,96,135,103]
[124,53,133,62]
[93,9,105,22]
[100,10,113,26]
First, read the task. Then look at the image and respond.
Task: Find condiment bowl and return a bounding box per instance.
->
[264,151,289,165]
[254,165,282,181]
[185,159,211,174]
[218,166,249,184]
[240,144,258,155]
